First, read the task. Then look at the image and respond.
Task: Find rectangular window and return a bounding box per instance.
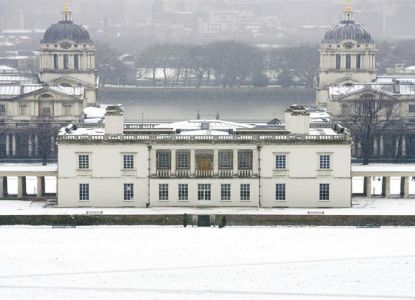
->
[19,104,27,116]
[53,54,59,69]
[78,154,90,169]
[275,154,286,169]
[319,154,331,169]
[63,54,69,69]
[346,54,351,69]
[0,104,5,114]
[178,184,188,201]
[240,184,250,201]
[219,151,232,169]
[79,183,89,201]
[159,184,169,201]
[221,184,231,201]
[177,151,190,169]
[276,184,286,201]
[320,183,330,201]
[124,183,134,201]
[238,151,252,170]
[409,104,415,113]
[356,54,361,69]
[64,105,72,116]
[123,154,134,169]
[157,151,171,169]
[198,184,211,201]
[74,54,79,70]
[336,54,341,69]
[42,107,51,116]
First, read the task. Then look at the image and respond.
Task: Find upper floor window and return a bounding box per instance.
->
[238,150,252,170]
[219,151,232,169]
[275,154,286,169]
[177,151,190,169]
[123,154,134,169]
[409,104,415,113]
[319,154,331,169]
[78,154,90,169]
[157,151,170,170]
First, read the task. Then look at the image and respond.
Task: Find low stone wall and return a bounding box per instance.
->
[1,214,415,226]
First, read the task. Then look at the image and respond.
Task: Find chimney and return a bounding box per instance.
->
[284,105,310,135]
[104,105,124,135]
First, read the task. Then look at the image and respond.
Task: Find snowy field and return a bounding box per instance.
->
[0,226,415,300]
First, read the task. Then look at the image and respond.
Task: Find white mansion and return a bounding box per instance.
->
[57,105,352,208]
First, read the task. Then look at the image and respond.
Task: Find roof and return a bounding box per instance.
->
[41,20,92,44]
[329,83,415,99]
[0,83,84,98]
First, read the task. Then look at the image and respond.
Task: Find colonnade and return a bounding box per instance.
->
[0,176,55,199]
[1,133,56,158]
[359,176,411,198]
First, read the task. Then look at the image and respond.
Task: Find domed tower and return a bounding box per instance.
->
[39,4,97,105]
[316,5,376,108]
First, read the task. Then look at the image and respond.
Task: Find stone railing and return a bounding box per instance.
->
[238,170,253,177]
[176,169,190,177]
[195,170,213,177]
[156,170,171,177]
[218,169,233,177]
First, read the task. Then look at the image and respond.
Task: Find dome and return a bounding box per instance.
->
[41,17,92,44]
[323,13,373,44]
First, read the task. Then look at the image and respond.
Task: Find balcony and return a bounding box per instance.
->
[238,170,253,177]
[218,169,233,177]
[195,170,213,177]
[156,170,171,177]
[176,169,190,177]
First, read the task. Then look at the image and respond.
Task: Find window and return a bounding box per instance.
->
[240,184,250,201]
[159,184,169,201]
[53,54,59,69]
[319,154,331,169]
[238,151,252,170]
[178,184,188,201]
[63,54,69,69]
[78,154,90,169]
[79,183,89,201]
[19,104,27,116]
[124,183,134,201]
[221,184,231,201]
[157,151,170,169]
[346,54,351,69]
[42,107,51,116]
[219,151,232,169]
[177,151,190,169]
[74,54,79,70]
[356,54,361,69]
[320,184,330,201]
[409,104,415,113]
[275,154,286,169]
[64,105,72,116]
[336,54,341,69]
[276,184,286,201]
[123,154,134,169]
[198,184,211,201]
[0,104,5,114]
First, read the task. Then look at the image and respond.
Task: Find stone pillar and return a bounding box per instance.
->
[213,149,219,175]
[373,138,378,157]
[190,149,196,176]
[5,134,10,157]
[171,149,176,176]
[382,176,390,198]
[12,134,16,156]
[233,149,238,176]
[50,136,55,153]
[0,176,4,198]
[150,149,156,176]
[401,177,410,199]
[2,177,8,197]
[402,136,407,157]
[28,135,33,157]
[395,138,400,157]
[364,176,372,197]
[252,148,259,176]
[37,176,43,198]
[379,136,384,157]
[357,142,362,157]
[17,176,24,199]
[34,135,39,156]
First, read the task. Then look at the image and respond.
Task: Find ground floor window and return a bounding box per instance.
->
[198,184,211,201]
[159,184,169,201]
[240,184,250,201]
[319,183,330,201]
[178,184,188,201]
[276,183,286,201]
[79,183,89,201]
[124,183,134,201]
[221,184,231,201]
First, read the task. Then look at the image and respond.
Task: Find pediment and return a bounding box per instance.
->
[48,76,95,88]
[334,87,398,102]
[19,86,81,101]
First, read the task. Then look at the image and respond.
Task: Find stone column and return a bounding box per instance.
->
[373,138,378,157]
[395,138,400,157]
[401,177,410,199]
[379,136,384,157]
[5,134,10,157]
[37,176,43,198]
[213,149,219,175]
[28,135,33,157]
[382,176,390,198]
[402,136,407,157]
[252,148,258,176]
[233,149,238,176]
[17,176,24,199]
[364,176,372,197]
[150,149,156,176]
[190,149,196,176]
[171,149,176,176]
[12,134,16,156]
[0,176,4,198]
[357,142,362,157]
[34,135,39,156]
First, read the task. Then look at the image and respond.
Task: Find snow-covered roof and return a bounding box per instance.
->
[155,119,255,131]
[329,83,415,99]
[0,84,84,98]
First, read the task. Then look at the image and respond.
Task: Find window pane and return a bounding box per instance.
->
[275,155,286,169]
[320,183,330,201]
[238,151,252,169]
[157,151,171,169]
[124,183,134,201]
[159,184,169,201]
[78,155,89,169]
[198,184,211,201]
[177,152,190,169]
[178,184,188,201]
[240,184,250,201]
[319,155,331,169]
[123,154,134,169]
[276,184,286,200]
[219,151,232,169]
[79,183,89,201]
[221,184,231,201]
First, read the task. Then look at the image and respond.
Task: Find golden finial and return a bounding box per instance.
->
[344,0,352,13]
[63,0,71,13]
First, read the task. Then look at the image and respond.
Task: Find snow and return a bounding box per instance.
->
[0,226,414,299]
[352,163,415,173]
[0,163,57,173]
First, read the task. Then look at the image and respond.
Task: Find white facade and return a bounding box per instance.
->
[57,105,352,208]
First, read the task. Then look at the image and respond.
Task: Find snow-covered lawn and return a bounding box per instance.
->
[0,226,414,299]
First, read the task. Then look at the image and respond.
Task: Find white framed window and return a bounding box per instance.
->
[123,154,134,169]
[78,154,90,169]
[275,154,286,169]
[178,184,188,201]
[198,184,211,201]
[276,183,286,201]
[221,184,231,201]
[409,104,415,113]
[319,154,331,170]
[177,151,190,169]
[159,184,169,201]
[240,184,250,201]
[219,151,232,169]
[319,183,330,201]
[124,183,134,201]
[79,183,89,201]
